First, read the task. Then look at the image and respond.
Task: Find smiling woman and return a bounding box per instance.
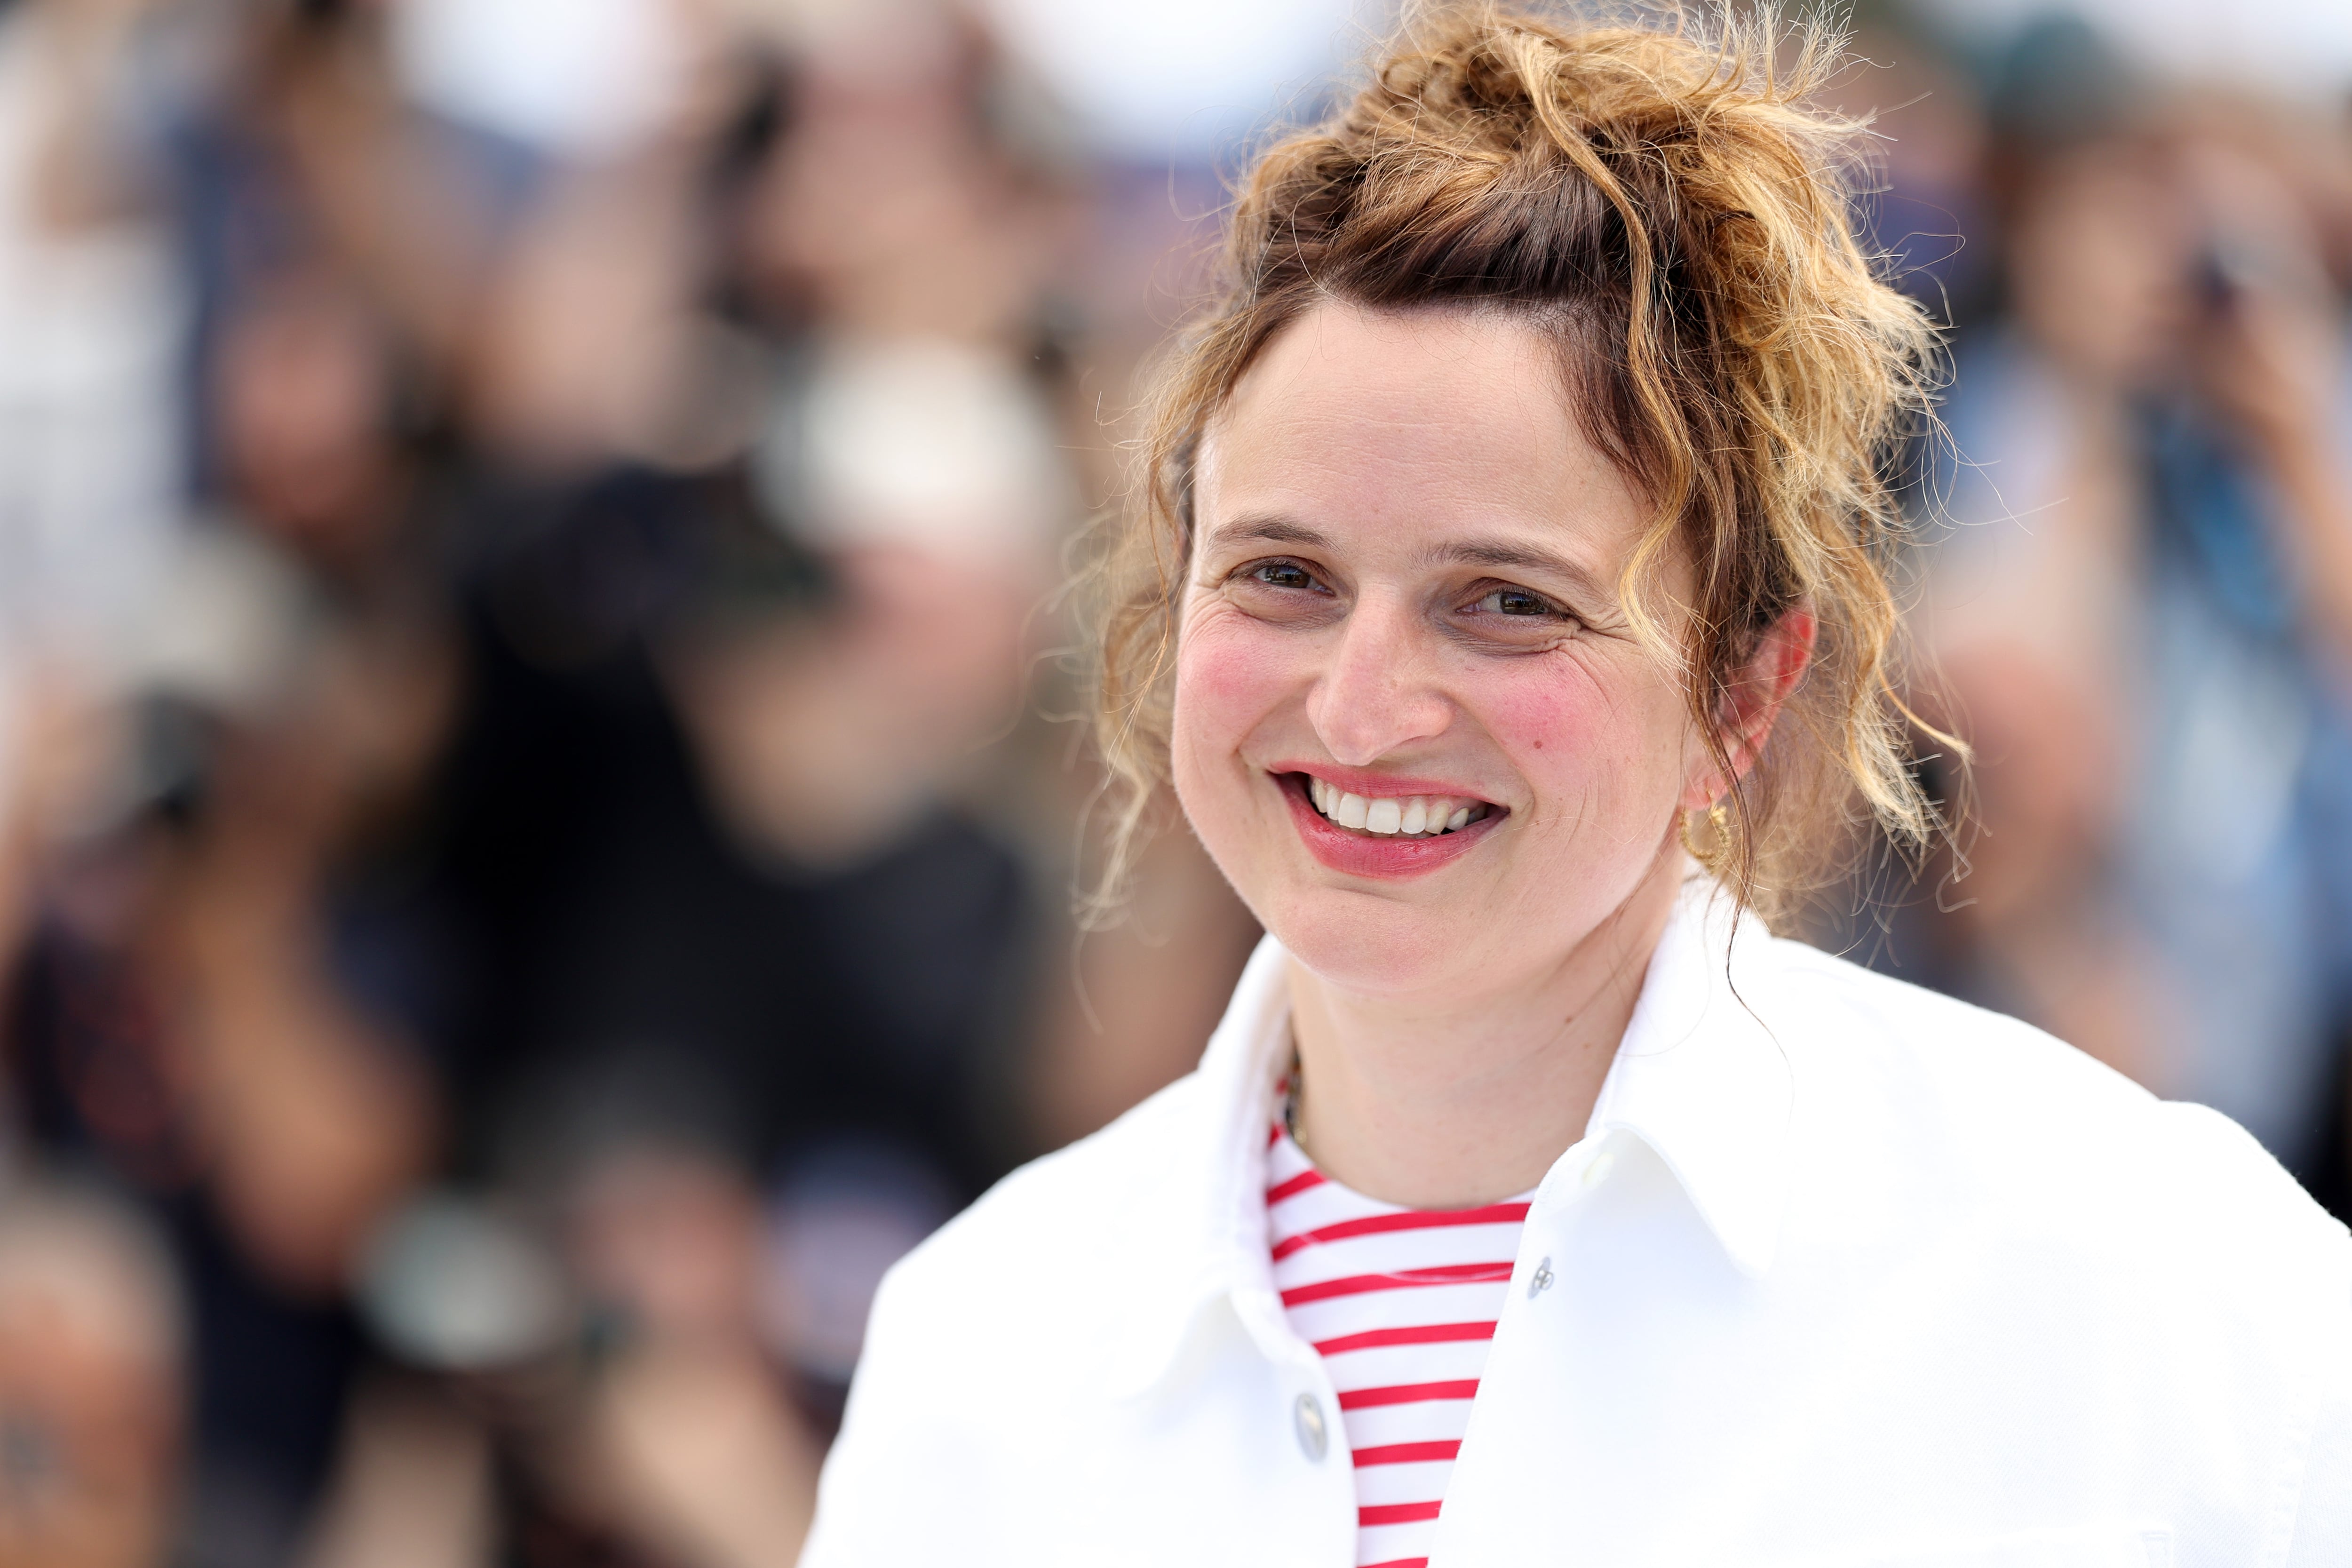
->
[800,7,2352,1567]
[1171,303,1727,1039]
[1101,9,1941,931]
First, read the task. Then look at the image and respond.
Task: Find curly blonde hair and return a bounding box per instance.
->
[1088,2,1945,922]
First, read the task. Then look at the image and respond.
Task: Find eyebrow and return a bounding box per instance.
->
[1204,516,1331,551]
[1427,538,1613,604]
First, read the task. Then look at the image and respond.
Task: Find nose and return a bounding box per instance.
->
[1305,593,1452,766]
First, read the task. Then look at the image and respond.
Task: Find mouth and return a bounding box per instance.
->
[1298,775,1496,838]
[1275,769,1505,879]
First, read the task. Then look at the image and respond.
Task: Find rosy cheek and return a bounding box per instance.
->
[1479,675,1593,764]
[1173,604,1303,750]
[1476,658,1666,780]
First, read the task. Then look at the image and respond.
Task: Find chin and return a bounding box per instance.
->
[1254,879,1493,998]
[1249,829,1683,1003]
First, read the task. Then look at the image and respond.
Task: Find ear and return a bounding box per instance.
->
[1678,607,1816,812]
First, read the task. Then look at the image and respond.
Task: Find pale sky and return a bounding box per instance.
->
[981,0,2352,159]
[389,0,2352,164]
[1911,0,2352,105]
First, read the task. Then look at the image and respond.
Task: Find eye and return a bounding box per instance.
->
[1245,559,1323,592]
[1469,585,1565,619]
[1215,554,1339,625]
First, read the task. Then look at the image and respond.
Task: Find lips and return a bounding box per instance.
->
[1277,771,1504,879]
[1304,775,1492,837]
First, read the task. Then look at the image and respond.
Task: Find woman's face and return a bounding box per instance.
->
[1172,302,1718,999]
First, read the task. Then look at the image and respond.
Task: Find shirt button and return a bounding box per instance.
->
[1527,1256,1555,1298]
[1293,1393,1328,1462]
[1581,1150,1617,1189]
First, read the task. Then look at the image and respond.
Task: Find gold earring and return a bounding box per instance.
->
[1679,801,1732,870]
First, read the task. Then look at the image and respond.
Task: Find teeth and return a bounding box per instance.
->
[1304,778,1489,838]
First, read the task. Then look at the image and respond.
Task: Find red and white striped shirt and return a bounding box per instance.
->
[1266,1121,1533,1568]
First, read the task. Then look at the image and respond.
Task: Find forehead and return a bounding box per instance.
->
[1197,301,1638,552]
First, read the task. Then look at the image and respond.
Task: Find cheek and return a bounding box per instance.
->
[1477,653,1690,804]
[1171,603,1301,778]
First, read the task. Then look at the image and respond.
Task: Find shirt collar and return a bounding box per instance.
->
[1101,935,1293,1400]
[1581,876,1796,1279]
[1107,874,1796,1398]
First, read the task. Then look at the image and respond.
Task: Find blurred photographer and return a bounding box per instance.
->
[1918,24,2352,1182]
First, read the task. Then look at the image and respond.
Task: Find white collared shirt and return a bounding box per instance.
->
[801,882,2352,1567]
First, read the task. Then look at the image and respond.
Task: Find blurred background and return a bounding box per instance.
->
[0,0,2345,1564]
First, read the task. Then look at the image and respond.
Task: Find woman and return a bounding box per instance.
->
[802,8,2352,1565]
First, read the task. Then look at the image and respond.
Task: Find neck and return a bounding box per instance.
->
[1287,843,1689,1209]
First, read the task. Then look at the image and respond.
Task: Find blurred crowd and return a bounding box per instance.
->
[0,0,2345,1565]
[1838,10,2352,1203]
[0,0,1264,1562]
